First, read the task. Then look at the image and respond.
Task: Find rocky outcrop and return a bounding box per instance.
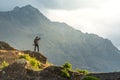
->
[0,41,18,66]
[0,61,84,80]
[0,41,47,67]
[0,50,22,66]
[39,66,69,80]
[0,59,27,80]
[39,66,84,80]
[0,41,15,50]
[23,50,47,64]
[1,42,120,80]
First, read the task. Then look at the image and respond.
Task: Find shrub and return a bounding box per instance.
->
[76,69,89,75]
[61,62,72,78]
[19,54,41,70]
[61,69,70,78]
[62,62,72,70]
[0,60,9,69]
[82,76,100,80]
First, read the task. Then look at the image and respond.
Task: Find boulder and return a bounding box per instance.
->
[0,59,27,80]
[23,50,47,64]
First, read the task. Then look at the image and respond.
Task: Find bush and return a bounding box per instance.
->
[62,62,72,70]
[19,54,41,70]
[61,62,72,78]
[61,69,70,78]
[76,69,89,74]
[82,76,100,80]
[0,60,9,69]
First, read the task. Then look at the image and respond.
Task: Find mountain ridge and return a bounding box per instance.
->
[0,5,120,72]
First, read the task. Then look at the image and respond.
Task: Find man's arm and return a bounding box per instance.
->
[38,37,41,40]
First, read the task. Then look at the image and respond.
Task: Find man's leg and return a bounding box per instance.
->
[37,45,39,52]
[34,45,36,52]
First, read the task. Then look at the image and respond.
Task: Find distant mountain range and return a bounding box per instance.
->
[0,5,120,72]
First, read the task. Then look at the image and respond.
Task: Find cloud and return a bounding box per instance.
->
[0,0,105,10]
[44,0,120,49]
[0,0,109,11]
[0,0,30,11]
[37,0,108,10]
[0,0,44,11]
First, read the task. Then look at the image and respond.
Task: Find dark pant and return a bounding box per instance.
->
[34,44,39,52]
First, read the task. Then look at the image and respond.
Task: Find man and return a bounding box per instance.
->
[34,36,40,52]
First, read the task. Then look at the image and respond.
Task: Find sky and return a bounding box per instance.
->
[0,0,120,49]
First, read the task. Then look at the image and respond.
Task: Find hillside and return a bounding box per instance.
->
[0,41,47,67]
[0,5,120,72]
[0,41,84,80]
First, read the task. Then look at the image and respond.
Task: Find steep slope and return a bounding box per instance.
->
[0,5,120,72]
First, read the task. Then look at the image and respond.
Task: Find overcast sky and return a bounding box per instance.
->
[0,0,120,49]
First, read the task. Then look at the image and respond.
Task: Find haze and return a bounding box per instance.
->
[0,0,120,49]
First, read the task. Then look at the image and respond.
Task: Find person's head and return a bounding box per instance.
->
[36,36,38,39]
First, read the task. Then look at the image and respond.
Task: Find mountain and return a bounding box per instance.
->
[0,5,120,72]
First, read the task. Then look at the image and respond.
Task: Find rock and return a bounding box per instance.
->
[0,41,15,50]
[39,66,68,80]
[0,62,84,80]
[0,59,27,80]
[0,49,23,66]
[0,42,84,80]
[23,50,47,64]
[39,66,84,80]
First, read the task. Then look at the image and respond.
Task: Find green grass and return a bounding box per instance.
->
[19,54,41,70]
[76,68,89,75]
[61,62,89,77]
[0,60,9,69]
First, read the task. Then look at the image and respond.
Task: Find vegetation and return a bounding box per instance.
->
[0,60,9,69]
[19,54,41,70]
[61,62,90,78]
[61,62,72,78]
[61,69,70,78]
[82,76,100,80]
[76,69,89,75]
[62,62,72,70]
